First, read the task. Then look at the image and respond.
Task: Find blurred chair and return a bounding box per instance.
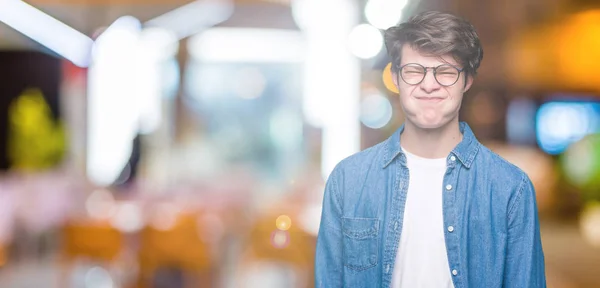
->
[136,212,214,288]
[237,211,316,288]
[59,220,124,286]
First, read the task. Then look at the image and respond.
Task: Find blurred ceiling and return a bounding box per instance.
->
[0,0,590,48]
[2,0,600,92]
[0,0,299,49]
[0,0,566,49]
[0,3,186,48]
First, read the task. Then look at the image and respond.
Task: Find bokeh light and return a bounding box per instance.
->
[275,215,292,231]
[556,10,600,91]
[580,202,600,248]
[85,189,117,220]
[360,93,393,129]
[382,62,399,94]
[270,230,290,249]
[149,202,180,231]
[365,0,408,30]
[562,134,600,191]
[536,102,600,155]
[291,0,354,32]
[84,266,114,288]
[110,202,144,233]
[348,24,383,59]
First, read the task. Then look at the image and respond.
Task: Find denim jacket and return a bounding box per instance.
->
[315,122,546,288]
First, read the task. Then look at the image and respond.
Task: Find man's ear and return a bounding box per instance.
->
[392,72,399,88]
[463,75,474,93]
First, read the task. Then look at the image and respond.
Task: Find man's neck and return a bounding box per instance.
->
[400,119,462,159]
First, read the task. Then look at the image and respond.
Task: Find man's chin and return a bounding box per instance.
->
[404,114,457,130]
[413,120,446,130]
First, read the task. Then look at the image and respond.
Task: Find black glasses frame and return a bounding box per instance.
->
[397,63,464,87]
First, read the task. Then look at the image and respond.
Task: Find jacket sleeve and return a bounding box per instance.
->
[504,174,546,287]
[315,167,344,287]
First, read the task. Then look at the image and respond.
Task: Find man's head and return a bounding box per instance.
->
[384,11,483,130]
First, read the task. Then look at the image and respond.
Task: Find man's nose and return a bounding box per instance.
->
[419,70,441,93]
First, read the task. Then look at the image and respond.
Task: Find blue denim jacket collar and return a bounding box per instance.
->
[382,121,480,169]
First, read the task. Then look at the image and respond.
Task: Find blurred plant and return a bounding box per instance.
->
[7,88,66,171]
[561,133,600,201]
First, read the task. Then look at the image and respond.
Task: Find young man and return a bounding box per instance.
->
[315,11,546,288]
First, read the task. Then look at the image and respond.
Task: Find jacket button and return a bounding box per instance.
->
[448,226,454,232]
[446,184,453,191]
[452,269,458,276]
[450,156,456,161]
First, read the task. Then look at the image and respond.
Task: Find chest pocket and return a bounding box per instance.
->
[342,217,379,271]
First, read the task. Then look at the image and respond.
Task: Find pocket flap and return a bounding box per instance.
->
[342,218,379,239]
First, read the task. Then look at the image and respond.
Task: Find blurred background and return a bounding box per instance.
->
[0,0,599,287]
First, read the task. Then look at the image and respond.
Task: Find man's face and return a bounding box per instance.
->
[393,45,473,130]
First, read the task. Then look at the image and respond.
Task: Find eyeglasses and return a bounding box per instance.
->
[398,63,464,87]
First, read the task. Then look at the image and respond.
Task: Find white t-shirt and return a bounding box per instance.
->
[391,148,455,288]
